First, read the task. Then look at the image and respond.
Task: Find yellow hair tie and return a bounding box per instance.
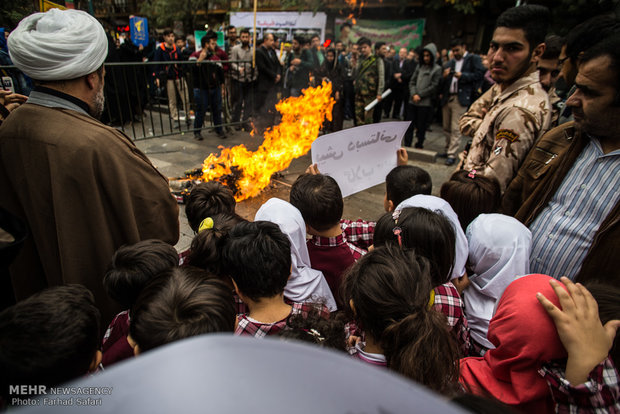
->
[198,217,214,233]
[428,290,435,309]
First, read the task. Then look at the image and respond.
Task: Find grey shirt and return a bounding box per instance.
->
[230,44,257,82]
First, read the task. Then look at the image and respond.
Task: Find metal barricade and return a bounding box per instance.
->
[1,60,257,141]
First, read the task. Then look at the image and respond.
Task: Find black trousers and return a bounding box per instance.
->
[403,104,432,147]
[231,79,254,126]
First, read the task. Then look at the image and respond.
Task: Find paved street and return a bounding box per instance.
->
[133,118,465,253]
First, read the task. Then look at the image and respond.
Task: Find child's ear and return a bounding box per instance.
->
[127,334,141,356]
[231,278,241,296]
[88,350,102,372]
[383,193,394,212]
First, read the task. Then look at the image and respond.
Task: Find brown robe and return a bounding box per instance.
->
[0,103,179,325]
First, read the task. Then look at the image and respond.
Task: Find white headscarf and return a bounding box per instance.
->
[464,213,532,349]
[395,195,468,281]
[8,9,108,81]
[255,198,337,311]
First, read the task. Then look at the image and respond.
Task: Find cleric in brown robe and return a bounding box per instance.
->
[0,9,179,325]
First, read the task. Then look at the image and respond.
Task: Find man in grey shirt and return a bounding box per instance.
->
[229,28,256,130]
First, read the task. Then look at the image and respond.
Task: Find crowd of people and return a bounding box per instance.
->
[0,14,496,142]
[0,4,620,413]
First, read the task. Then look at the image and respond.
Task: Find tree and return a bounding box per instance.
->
[140,0,210,32]
[0,0,36,29]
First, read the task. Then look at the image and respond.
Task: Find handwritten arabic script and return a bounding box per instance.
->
[311,122,410,197]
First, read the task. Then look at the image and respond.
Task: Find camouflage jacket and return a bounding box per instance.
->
[460,70,551,191]
[355,54,384,97]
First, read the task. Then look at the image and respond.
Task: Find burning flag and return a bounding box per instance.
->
[186,81,334,202]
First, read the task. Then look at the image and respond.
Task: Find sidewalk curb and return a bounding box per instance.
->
[406,148,437,163]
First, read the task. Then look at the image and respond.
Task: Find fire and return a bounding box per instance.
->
[199,81,334,201]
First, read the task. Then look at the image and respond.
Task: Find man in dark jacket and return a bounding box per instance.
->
[254,33,281,134]
[502,35,620,285]
[190,31,226,140]
[389,47,416,120]
[404,43,441,148]
[154,28,190,121]
[285,36,312,97]
[440,38,485,165]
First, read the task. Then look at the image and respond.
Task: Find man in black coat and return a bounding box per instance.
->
[388,47,416,119]
[439,38,485,166]
[254,33,281,134]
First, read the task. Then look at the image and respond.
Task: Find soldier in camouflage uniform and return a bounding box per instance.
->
[459,5,552,191]
[354,37,384,125]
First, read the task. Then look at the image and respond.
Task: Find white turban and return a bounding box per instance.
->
[8,8,108,81]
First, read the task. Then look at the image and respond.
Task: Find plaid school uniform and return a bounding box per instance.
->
[541,357,620,414]
[178,248,190,266]
[432,282,471,356]
[309,233,366,261]
[307,232,365,309]
[235,302,330,338]
[340,219,375,252]
[101,310,134,367]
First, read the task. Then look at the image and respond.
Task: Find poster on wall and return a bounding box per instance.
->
[335,18,425,50]
[230,12,327,42]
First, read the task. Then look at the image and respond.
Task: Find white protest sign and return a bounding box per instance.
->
[311,122,410,197]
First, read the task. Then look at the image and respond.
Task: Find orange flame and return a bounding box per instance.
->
[200,82,334,201]
[344,0,361,24]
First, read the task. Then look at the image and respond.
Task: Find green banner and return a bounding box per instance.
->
[194,30,226,51]
[336,19,425,50]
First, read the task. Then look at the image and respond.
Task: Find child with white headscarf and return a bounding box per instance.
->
[395,194,469,284]
[255,198,337,311]
[465,213,532,354]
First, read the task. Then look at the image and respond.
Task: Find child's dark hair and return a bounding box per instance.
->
[289,173,343,232]
[0,285,100,398]
[185,213,246,276]
[385,166,432,208]
[221,221,292,302]
[185,181,236,232]
[103,239,179,309]
[343,245,460,394]
[130,266,235,353]
[440,170,501,232]
[585,282,620,369]
[280,309,347,351]
[374,207,455,286]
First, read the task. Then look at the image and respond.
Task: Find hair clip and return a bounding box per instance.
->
[467,169,477,179]
[304,328,325,343]
[198,217,214,233]
[428,290,435,310]
[392,209,401,224]
[393,226,403,247]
